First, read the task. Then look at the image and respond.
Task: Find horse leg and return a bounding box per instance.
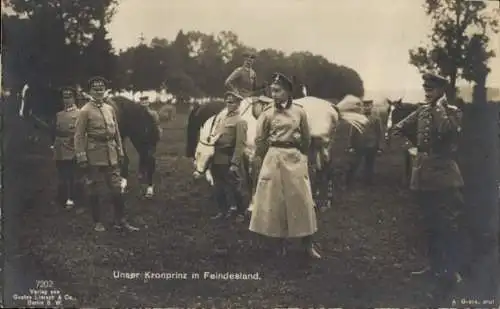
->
[120,140,129,193]
[318,167,331,212]
[135,143,157,198]
[404,150,411,186]
[307,153,320,211]
[143,147,156,198]
[326,159,335,206]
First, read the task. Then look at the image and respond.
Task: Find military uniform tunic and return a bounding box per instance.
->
[348,113,384,150]
[54,105,81,206]
[346,112,384,184]
[54,106,80,161]
[225,66,257,98]
[74,100,124,195]
[212,111,248,213]
[393,95,464,275]
[74,100,124,166]
[393,97,463,191]
[249,102,318,238]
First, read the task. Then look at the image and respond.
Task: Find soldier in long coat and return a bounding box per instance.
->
[211,91,248,222]
[346,99,384,186]
[390,72,464,290]
[224,51,257,98]
[74,76,139,232]
[249,73,320,259]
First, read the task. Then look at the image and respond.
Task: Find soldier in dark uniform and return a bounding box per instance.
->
[390,72,464,292]
[346,99,384,186]
[211,91,248,222]
[53,87,81,209]
[74,76,139,232]
[225,51,257,98]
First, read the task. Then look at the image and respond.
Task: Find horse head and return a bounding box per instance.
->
[385,99,420,145]
[19,82,62,132]
[192,114,219,180]
[385,98,402,139]
[192,97,268,183]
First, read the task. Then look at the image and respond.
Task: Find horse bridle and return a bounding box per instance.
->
[194,97,265,175]
[194,115,219,174]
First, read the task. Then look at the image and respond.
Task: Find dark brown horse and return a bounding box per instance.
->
[19,84,160,197]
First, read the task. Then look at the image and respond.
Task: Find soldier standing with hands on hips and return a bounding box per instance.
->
[389,72,464,293]
[224,51,257,99]
[74,76,139,232]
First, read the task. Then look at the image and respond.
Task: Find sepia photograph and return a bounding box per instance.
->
[1,0,500,307]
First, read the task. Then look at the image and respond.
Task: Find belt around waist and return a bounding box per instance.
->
[269,141,299,149]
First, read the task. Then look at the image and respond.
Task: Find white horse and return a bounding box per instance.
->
[193,95,369,210]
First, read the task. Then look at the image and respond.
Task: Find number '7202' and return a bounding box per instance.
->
[36,280,54,289]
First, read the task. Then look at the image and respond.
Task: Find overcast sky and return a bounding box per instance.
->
[108,0,500,100]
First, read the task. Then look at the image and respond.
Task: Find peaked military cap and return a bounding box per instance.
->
[60,86,76,98]
[422,72,448,89]
[224,91,243,101]
[362,99,374,105]
[88,76,109,89]
[243,51,257,59]
[271,72,293,92]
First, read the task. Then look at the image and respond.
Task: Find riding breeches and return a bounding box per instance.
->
[415,188,464,275]
[211,163,245,213]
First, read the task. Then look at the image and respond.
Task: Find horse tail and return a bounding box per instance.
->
[186,104,201,158]
[331,103,369,134]
[310,137,329,172]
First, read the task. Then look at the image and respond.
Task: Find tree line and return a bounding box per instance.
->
[2,0,364,102]
[3,0,497,103]
[115,30,365,100]
[409,0,498,102]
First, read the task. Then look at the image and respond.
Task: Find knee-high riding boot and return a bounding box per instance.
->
[112,194,139,231]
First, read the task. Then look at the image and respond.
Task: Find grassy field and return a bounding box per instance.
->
[8,104,498,308]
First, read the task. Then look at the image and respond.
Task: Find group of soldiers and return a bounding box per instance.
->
[21,48,466,297]
[54,76,140,232]
[213,51,465,292]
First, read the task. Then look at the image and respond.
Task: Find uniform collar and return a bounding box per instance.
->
[425,95,447,108]
[275,99,292,110]
[92,100,104,107]
[436,95,447,106]
[65,105,77,112]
